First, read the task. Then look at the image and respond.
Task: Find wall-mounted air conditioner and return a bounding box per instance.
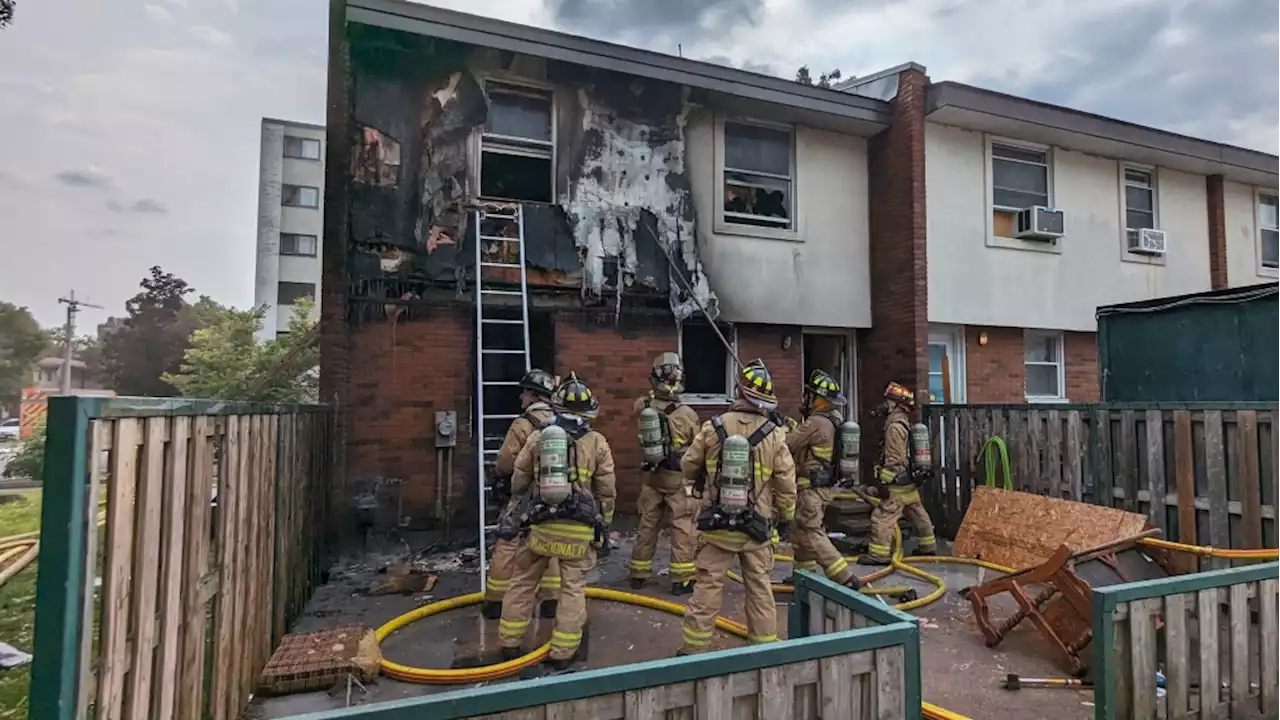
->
[1015,206,1066,242]
[1127,228,1167,256]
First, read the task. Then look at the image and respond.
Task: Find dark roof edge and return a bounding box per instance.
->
[832,62,928,92]
[262,117,326,132]
[1096,282,1278,317]
[347,0,893,126]
[928,82,1279,177]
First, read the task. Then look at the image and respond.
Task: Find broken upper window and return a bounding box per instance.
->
[480,81,553,204]
[353,126,401,187]
[723,121,793,230]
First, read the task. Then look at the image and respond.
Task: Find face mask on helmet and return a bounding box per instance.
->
[650,352,685,395]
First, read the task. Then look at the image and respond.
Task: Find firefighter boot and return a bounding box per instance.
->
[539,599,558,618]
[545,621,590,672]
[630,577,647,590]
[481,600,503,620]
[671,578,695,596]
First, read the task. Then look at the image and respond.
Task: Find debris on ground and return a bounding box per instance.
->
[0,642,32,670]
[258,625,381,697]
[368,565,437,596]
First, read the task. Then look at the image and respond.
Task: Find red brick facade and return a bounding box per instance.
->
[962,325,1099,403]
[1207,174,1228,290]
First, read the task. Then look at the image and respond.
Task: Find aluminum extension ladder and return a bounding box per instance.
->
[473,201,532,590]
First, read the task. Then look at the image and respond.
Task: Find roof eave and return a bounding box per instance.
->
[346,0,893,131]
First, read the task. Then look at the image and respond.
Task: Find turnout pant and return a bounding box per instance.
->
[792,487,855,584]
[628,479,698,584]
[680,539,778,654]
[486,537,561,604]
[867,487,936,560]
[498,542,595,661]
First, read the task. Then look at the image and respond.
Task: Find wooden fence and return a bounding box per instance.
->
[1091,561,1280,720]
[923,404,1278,562]
[30,397,334,720]
[279,572,923,720]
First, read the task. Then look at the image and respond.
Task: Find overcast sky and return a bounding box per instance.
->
[1,0,1275,328]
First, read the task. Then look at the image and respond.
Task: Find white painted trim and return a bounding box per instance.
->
[1119,162,1165,266]
[984,134,1061,254]
[475,75,557,203]
[800,328,857,410]
[927,324,966,403]
[712,112,802,241]
[1023,329,1066,402]
[1254,186,1280,279]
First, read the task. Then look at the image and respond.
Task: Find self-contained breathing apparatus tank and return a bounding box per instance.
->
[638,405,666,467]
[537,424,572,506]
[838,420,861,481]
[717,434,752,515]
[910,423,932,472]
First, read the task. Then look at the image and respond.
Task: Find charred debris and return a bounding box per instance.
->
[344,27,718,326]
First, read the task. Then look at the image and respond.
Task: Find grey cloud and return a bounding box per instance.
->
[546,0,764,43]
[55,168,113,189]
[970,0,1278,150]
[107,198,169,214]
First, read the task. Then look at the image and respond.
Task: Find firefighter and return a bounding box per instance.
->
[498,373,617,672]
[858,381,938,565]
[677,359,797,655]
[629,352,701,595]
[482,369,562,620]
[785,369,861,588]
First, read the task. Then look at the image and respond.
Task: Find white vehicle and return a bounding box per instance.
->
[0,418,19,442]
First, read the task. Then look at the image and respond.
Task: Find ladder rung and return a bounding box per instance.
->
[480,261,523,269]
[481,318,525,325]
[483,381,521,386]
[484,524,499,531]
[479,235,521,242]
[480,289,523,296]
[482,348,525,354]
[483,414,519,420]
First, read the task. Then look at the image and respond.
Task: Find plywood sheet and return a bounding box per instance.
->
[952,486,1147,570]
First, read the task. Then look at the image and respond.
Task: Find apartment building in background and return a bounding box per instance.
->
[254,118,326,341]
[321,2,1278,523]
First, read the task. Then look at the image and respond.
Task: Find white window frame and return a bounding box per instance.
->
[1257,188,1279,276]
[1023,329,1066,403]
[279,233,318,257]
[800,328,857,411]
[282,184,319,209]
[678,322,737,404]
[713,113,800,241]
[476,77,556,204]
[984,135,1059,253]
[283,136,322,161]
[1119,163,1164,265]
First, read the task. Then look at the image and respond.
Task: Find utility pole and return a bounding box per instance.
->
[57,290,103,395]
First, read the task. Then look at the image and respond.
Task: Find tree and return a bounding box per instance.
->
[163,299,319,403]
[0,302,46,413]
[795,66,843,89]
[3,416,44,481]
[0,0,15,30]
[100,266,195,396]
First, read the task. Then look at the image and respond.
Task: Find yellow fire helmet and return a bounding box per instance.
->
[737,358,778,411]
[804,369,846,406]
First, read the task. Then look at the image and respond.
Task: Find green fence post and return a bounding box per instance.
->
[30,396,102,720]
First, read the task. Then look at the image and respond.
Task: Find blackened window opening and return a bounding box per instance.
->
[682,323,731,396]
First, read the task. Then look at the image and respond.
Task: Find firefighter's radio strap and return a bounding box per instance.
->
[695,417,776,544]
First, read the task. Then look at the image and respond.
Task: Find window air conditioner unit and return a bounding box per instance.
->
[1015,206,1066,242]
[1127,228,1167,256]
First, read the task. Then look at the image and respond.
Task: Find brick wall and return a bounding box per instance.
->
[963,325,1099,403]
[344,308,474,523]
[859,68,929,474]
[736,323,804,418]
[1207,174,1228,290]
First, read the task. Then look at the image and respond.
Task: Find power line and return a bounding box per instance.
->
[56,290,103,395]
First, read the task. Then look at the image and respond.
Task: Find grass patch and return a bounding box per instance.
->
[0,491,42,718]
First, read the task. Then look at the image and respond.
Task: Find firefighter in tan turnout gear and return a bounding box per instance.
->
[482,369,562,620]
[785,370,861,588]
[678,359,797,655]
[629,353,702,595]
[499,374,617,672]
[859,381,938,565]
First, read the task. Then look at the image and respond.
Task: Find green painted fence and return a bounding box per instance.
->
[29,396,334,720]
[280,571,923,720]
[1091,561,1280,720]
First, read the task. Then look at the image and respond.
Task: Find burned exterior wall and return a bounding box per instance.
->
[344,26,718,324]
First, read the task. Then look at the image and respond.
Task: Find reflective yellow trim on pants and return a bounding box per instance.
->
[918,535,936,547]
[486,577,511,592]
[811,446,833,460]
[748,634,777,644]
[867,542,892,559]
[682,627,713,647]
[550,630,581,649]
[669,562,695,575]
[629,559,653,571]
[498,619,529,640]
[538,575,561,590]
[825,557,850,578]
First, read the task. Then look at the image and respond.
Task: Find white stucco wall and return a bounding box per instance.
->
[926,122,1213,332]
[1223,180,1280,286]
[255,120,324,340]
[685,109,872,328]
